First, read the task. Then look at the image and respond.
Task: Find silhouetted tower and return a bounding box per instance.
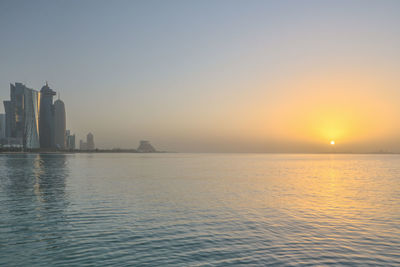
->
[0,114,5,139]
[39,82,56,149]
[54,99,66,149]
[87,133,95,150]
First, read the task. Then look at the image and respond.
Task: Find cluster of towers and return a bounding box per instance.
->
[0,82,73,150]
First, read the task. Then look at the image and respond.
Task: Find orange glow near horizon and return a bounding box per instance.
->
[249,68,400,151]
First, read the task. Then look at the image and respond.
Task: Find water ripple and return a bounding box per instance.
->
[1,153,400,266]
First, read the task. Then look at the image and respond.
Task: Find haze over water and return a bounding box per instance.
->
[1,153,399,266]
[1,0,400,152]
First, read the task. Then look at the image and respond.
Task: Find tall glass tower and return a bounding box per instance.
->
[54,99,66,149]
[3,83,41,149]
[23,88,41,149]
[39,82,56,149]
[0,114,6,139]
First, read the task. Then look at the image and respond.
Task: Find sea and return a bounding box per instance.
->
[0,153,399,266]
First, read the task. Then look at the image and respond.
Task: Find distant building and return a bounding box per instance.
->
[54,99,66,149]
[3,83,41,149]
[3,100,12,138]
[6,83,25,139]
[80,139,87,150]
[0,114,5,139]
[87,132,95,150]
[137,140,156,153]
[69,134,76,150]
[2,82,70,151]
[3,83,25,141]
[39,82,56,149]
[66,130,76,150]
[23,87,41,149]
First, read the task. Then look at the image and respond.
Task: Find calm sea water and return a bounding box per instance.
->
[0,153,399,266]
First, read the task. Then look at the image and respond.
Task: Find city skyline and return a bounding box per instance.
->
[0,81,97,151]
[1,1,400,152]
[1,82,69,150]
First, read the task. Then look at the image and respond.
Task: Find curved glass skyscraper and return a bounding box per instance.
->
[3,83,41,149]
[23,88,41,149]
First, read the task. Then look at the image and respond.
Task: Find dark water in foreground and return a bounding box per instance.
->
[0,153,399,266]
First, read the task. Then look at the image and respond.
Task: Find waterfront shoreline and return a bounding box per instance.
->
[0,151,396,155]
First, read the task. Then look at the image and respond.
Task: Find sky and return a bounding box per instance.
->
[1,0,400,152]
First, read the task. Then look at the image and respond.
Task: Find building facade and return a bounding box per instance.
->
[0,114,5,139]
[3,101,12,138]
[2,83,41,149]
[54,99,66,149]
[87,133,95,150]
[39,82,56,149]
[5,83,25,139]
[66,130,76,150]
[23,88,41,149]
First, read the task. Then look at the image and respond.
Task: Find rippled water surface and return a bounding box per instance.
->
[1,153,399,266]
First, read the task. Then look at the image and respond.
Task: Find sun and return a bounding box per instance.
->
[330,140,335,145]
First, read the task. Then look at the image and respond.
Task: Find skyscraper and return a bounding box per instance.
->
[23,87,41,149]
[39,82,56,149]
[87,133,95,150]
[3,83,41,149]
[3,101,12,138]
[0,114,5,139]
[5,83,25,139]
[54,99,66,149]
[66,130,76,150]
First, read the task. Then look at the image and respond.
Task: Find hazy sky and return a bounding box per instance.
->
[1,0,400,152]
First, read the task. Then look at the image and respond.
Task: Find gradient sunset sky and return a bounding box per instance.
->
[1,0,400,152]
